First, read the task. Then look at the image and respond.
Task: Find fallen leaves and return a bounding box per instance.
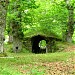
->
[17,58,75,75]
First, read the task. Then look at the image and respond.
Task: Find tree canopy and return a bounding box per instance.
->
[0,0,75,53]
[6,0,75,41]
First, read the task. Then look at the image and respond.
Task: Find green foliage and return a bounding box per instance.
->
[6,0,39,40]
[6,0,75,41]
[22,0,68,39]
[6,0,75,43]
[39,40,46,48]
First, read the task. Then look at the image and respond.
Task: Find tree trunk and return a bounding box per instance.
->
[0,0,9,53]
[66,7,74,43]
[9,1,23,52]
[8,23,13,43]
[64,0,74,43]
[11,20,23,52]
[8,34,13,43]
[13,37,22,53]
[11,11,23,52]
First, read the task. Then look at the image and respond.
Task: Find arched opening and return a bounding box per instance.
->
[39,40,46,53]
[31,35,47,53]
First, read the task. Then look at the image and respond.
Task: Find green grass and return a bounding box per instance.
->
[0,51,75,75]
[0,52,73,63]
[0,43,74,75]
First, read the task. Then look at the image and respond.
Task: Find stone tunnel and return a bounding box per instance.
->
[31,35,47,53]
[23,35,61,53]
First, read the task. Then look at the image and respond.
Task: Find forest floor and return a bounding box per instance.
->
[0,44,75,75]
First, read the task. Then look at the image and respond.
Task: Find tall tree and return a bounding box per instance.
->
[7,0,37,52]
[12,12,23,52]
[0,0,9,53]
[64,0,75,43]
[10,1,23,52]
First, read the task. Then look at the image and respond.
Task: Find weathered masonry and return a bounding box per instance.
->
[23,35,61,53]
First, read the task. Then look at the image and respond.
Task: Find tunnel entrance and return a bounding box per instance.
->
[31,35,47,53]
[39,40,46,53]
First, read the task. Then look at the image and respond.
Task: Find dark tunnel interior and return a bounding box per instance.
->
[31,35,46,53]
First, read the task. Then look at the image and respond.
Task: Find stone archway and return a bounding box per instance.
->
[23,35,61,53]
[31,35,47,53]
